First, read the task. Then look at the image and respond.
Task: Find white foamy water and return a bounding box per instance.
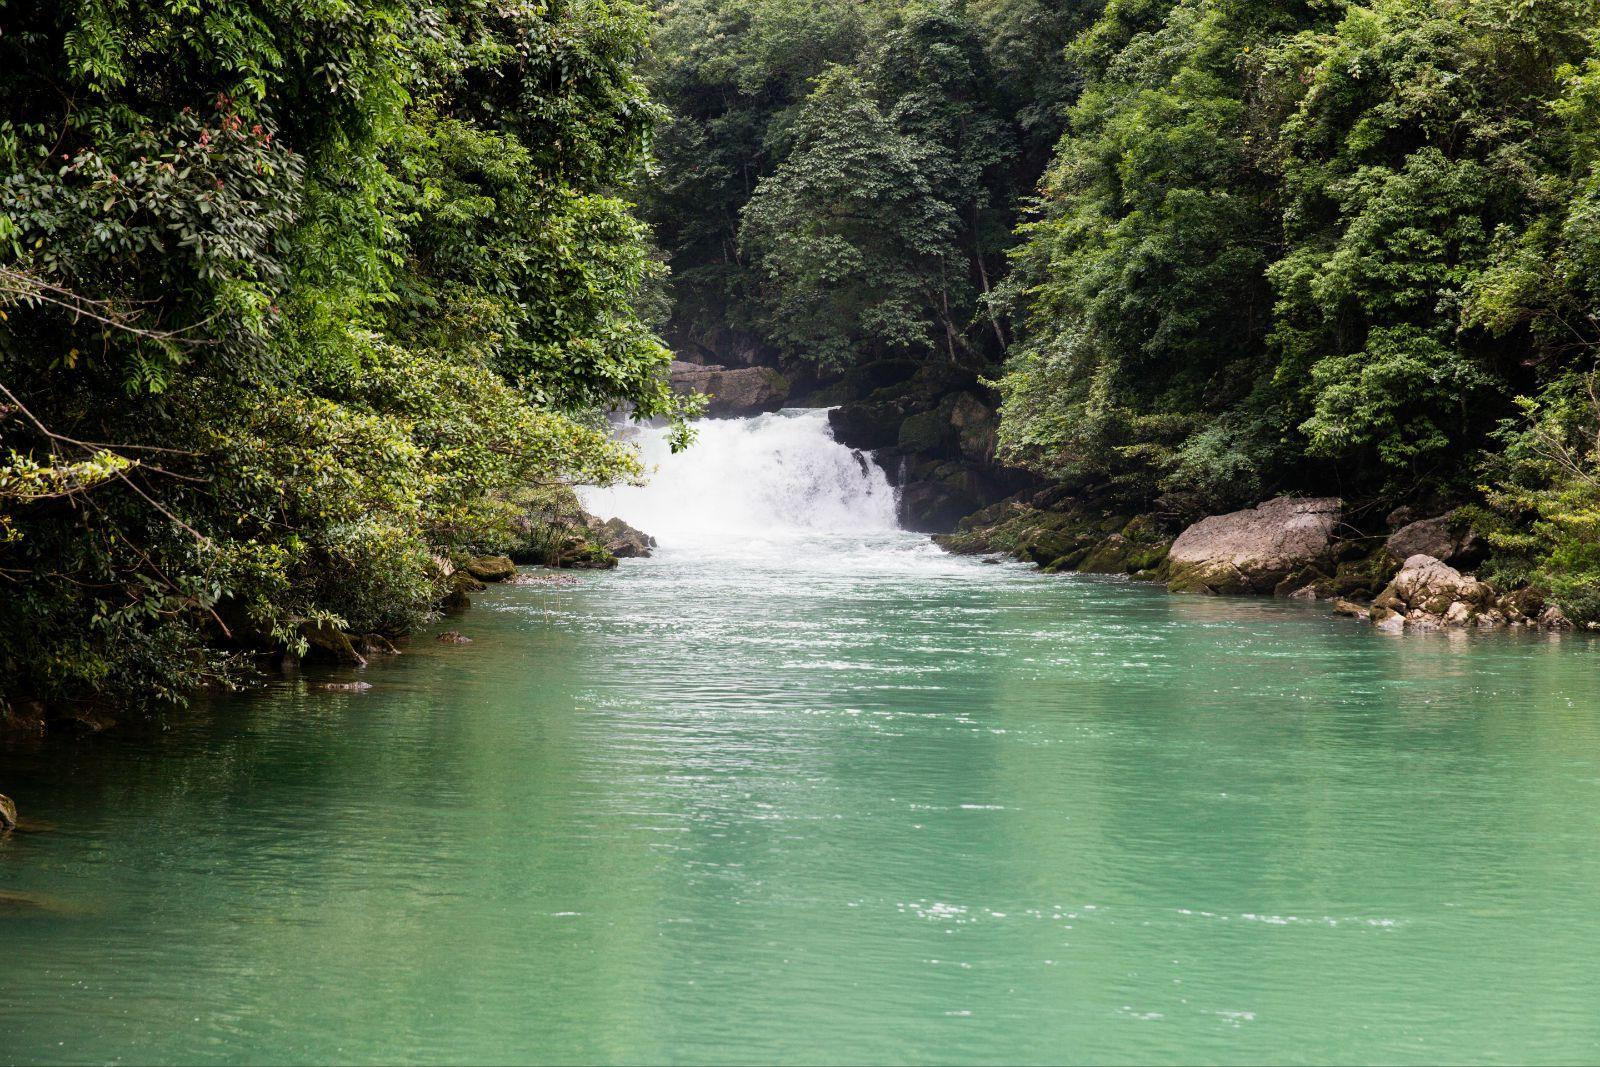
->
[581,409,901,551]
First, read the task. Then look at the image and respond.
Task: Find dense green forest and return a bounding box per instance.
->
[4,0,1600,723]
[0,0,693,720]
[644,0,1600,612]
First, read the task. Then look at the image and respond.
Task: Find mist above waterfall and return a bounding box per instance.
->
[581,409,899,550]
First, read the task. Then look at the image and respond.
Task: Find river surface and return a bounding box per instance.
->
[3,410,1600,1065]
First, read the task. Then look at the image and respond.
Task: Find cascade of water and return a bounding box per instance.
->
[580,409,900,550]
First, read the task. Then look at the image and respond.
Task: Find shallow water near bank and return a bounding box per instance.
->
[4,412,1600,1065]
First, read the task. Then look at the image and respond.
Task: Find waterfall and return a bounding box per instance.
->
[580,409,900,550]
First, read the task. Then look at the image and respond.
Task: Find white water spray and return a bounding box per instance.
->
[581,409,900,550]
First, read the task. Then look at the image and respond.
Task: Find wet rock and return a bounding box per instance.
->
[0,701,47,739]
[46,708,117,737]
[669,361,789,418]
[355,634,398,656]
[947,393,998,462]
[319,681,373,693]
[1379,555,1493,614]
[299,621,367,668]
[1332,598,1367,617]
[437,631,473,645]
[1499,587,1545,623]
[464,555,517,583]
[1165,497,1341,595]
[897,408,957,456]
[0,793,16,833]
[556,535,619,569]
[1373,609,1407,634]
[1539,604,1573,631]
[1370,554,1503,630]
[585,514,655,559]
[828,400,905,451]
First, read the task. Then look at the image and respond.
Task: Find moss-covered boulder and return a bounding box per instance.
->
[896,409,956,455]
[298,621,368,667]
[465,555,517,582]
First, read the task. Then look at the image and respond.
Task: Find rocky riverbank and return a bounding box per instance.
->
[939,492,1582,634]
[0,496,656,742]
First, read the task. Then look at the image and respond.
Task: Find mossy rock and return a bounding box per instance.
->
[1078,537,1136,574]
[897,409,956,455]
[465,555,517,582]
[557,537,618,570]
[1042,546,1094,573]
[1312,548,1401,601]
[299,621,367,667]
[1164,569,1218,595]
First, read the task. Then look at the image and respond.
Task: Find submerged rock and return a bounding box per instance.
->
[1373,609,1407,634]
[1165,497,1341,595]
[0,891,61,916]
[319,681,373,693]
[437,631,473,645]
[584,514,655,559]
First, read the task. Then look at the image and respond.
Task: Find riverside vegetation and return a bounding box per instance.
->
[644,0,1600,626]
[0,0,693,733]
[5,0,1600,733]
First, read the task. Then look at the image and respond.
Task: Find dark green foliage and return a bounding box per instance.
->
[740,67,963,366]
[998,0,1600,527]
[645,0,1088,368]
[0,0,683,719]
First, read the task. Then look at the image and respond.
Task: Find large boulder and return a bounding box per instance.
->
[1385,517,1455,562]
[1166,497,1342,595]
[464,555,517,582]
[1370,554,1495,629]
[669,361,789,418]
[1385,512,1484,566]
[585,514,655,559]
[828,400,905,451]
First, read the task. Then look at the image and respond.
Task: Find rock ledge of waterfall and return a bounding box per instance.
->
[669,361,790,418]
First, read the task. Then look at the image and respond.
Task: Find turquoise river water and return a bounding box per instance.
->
[2,411,1600,1065]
